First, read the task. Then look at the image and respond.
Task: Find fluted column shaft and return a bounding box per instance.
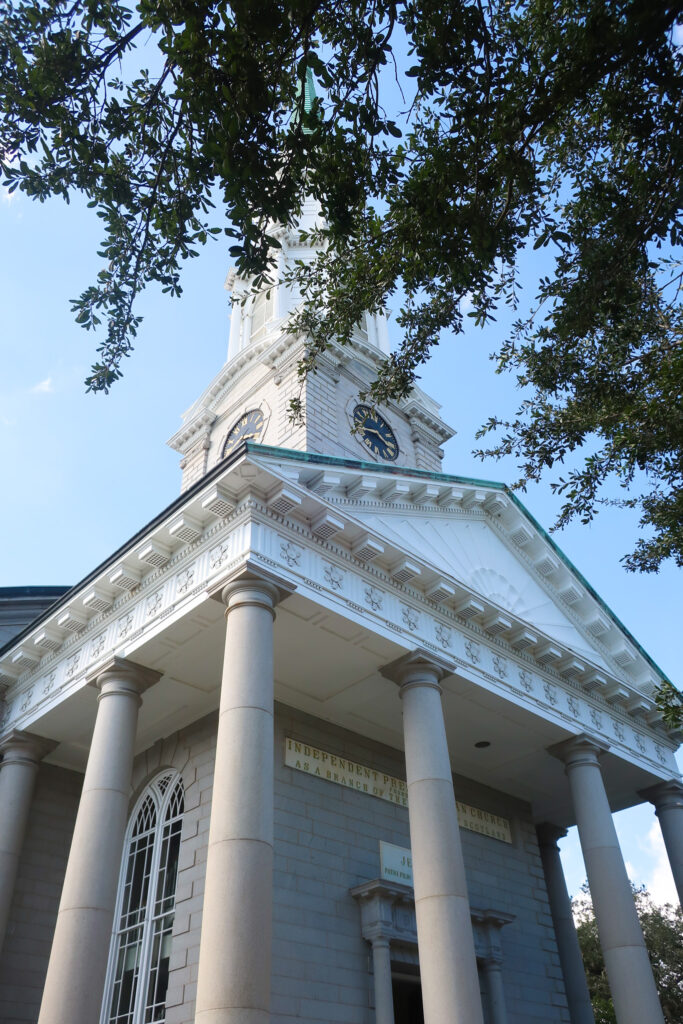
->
[550,735,664,1024]
[0,731,54,955]
[641,780,683,907]
[370,936,395,1024]
[536,823,595,1024]
[38,658,159,1024]
[194,577,280,1024]
[384,652,484,1024]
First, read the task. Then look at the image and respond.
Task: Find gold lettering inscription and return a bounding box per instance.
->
[285,739,511,841]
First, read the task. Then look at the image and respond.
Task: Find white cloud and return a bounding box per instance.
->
[642,821,678,906]
[30,377,53,394]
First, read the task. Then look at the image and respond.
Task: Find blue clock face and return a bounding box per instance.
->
[353,405,399,462]
[222,409,265,457]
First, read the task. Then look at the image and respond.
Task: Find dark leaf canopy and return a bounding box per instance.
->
[575,884,683,1023]
[1,0,682,573]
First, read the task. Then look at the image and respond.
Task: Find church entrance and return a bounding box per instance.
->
[392,975,424,1024]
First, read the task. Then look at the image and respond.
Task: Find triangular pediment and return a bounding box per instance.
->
[350,508,611,670]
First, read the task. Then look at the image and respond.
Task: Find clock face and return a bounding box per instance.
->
[222,408,265,457]
[352,404,399,462]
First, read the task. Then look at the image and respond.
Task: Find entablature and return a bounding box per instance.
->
[0,449,678,780]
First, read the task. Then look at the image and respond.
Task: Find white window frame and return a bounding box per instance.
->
[100,769,184,1024]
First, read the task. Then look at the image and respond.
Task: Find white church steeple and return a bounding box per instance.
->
[168,203,453,492]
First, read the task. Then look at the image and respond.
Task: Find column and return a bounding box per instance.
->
[640,780,683,907]
[370,935,396,1024]
[382,651,484,1024]
[194,573,284,1024]
[536,823,595,1024]
[549,735,664,1024]
[0,730,55,955]
[482,956,507,1024]
[38,657,160,1024]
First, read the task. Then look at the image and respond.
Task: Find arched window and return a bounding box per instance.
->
[101,770,185,1024]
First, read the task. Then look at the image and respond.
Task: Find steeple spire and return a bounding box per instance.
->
[296,67,318,134]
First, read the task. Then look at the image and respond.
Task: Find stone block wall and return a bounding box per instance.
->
[0,764,81,1024]
[270,705,570,1024]
[0,703,570,1024]
[135,702,570,1024]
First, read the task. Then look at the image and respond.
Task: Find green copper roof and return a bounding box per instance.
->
[295,67,318,134]
[0,438,670,693]
[246,443,672,688]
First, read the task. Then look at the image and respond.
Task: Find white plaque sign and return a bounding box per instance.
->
[380,841,413,885]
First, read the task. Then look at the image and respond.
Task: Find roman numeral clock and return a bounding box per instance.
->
[222,408,265,457]
[352,404,399,462]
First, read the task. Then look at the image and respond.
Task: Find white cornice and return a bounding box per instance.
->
[1,451,676,767]
[167,409,216,454]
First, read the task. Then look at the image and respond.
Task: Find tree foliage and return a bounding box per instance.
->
[1,0,682,570]
[574,883,683,1023]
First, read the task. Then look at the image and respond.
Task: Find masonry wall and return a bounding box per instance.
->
[0,764,82,1024]
[270,705,569,1024]
[0,704,569,1024]
[128,702,569,1024]
[178,343,444,492]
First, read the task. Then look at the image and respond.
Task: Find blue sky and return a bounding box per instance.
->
[1,154,681,905]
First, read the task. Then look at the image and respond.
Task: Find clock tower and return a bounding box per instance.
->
[167,197,454,491]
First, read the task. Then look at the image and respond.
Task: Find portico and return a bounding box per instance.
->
[0,447,680,1024]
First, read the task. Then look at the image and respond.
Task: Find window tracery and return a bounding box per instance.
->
[101,770,184,1024]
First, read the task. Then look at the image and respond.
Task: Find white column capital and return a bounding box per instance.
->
[548,733,609,771]
[640,778,683,815]
[88,655,161,703]
[0,729,56,768]
[381,648,452,691]
[209,561,295,616]
[536,822,568,850]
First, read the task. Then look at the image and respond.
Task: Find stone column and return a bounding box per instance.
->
[38,657,160,1024]
[370,935,396,1024]
[482,956,507,1024]
[536,823,595,1024]
[549,735,664,1024]
[382,651,484,1024]
[640,780,683,907]
[195,572,286,1024]
[0,730,55,955]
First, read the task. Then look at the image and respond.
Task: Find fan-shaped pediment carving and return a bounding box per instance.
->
[352,511,610,670]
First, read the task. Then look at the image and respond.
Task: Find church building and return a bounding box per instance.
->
[0,197,682,1024]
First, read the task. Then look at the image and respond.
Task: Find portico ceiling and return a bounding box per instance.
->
[35,587,666,828]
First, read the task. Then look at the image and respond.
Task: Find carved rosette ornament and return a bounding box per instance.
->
[519,669,533,693]
[401,605,419,631]
[176,567,195,594]
[324,564,344,591]
[492,655,508,679]
[465,639,480,664]
[364,585,383,611]
[210,542,230,569]
[543,682,558,706]
[280,540,302,568]
[435,623,452,649]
